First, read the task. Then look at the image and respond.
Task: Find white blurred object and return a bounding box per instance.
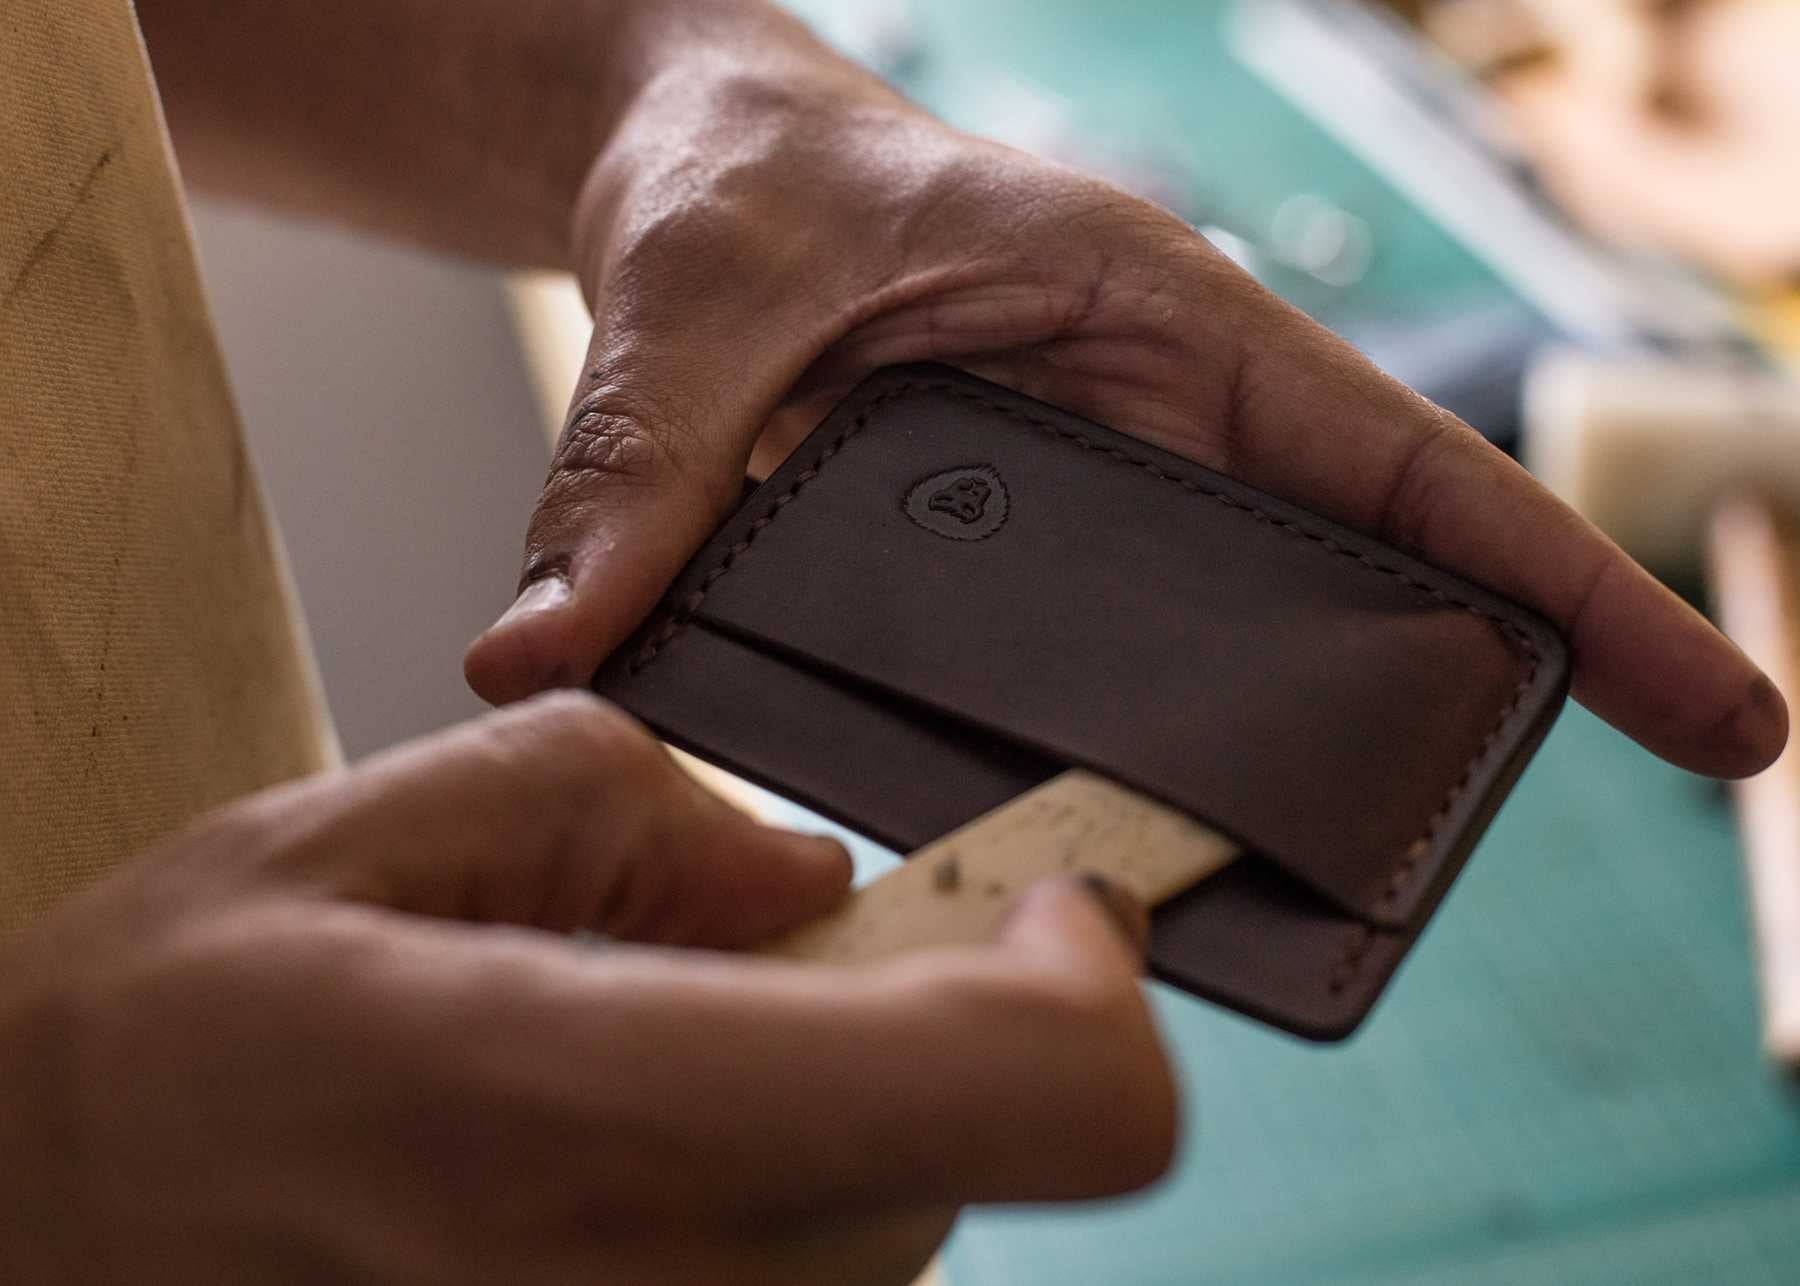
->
[1526,350,1800,1068]
[1526,352,1800,575]
[1268,193,1374,288]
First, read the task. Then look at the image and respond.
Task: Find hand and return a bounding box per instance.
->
[461,8,1785,780]
[0,693,1175,1286]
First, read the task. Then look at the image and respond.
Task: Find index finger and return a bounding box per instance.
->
[1098,251,1787,781]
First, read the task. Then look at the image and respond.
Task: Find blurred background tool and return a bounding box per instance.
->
[1528,354,1800,1068]
[1416,0,1800,287]
[1710,502,1800,1069]
[1231,0,1746,366]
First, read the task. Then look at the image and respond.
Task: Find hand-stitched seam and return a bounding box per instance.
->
[625,385,914,674]
[1329,925,1377,996]
[626,379,1543,993]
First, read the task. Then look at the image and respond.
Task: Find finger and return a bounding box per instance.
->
[384,874,1176,1220]
[458,356,743,707]
[1212,293,1786,779]
[1002,873,1152,977]
[955,228,1786,780]
[251,692,852,945]
[459,361,746,707]
[462,183,868,706]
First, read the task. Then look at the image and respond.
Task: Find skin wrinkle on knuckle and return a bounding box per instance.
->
[1375,410,1481,556]
[616,109,940,303]
[552,402,671,491]
[608,190,743,290]
[894,144,1034,259]
[463,697,617,839]
[515,692,645,781]
[602,119,847,305]
[520,696,696,876]
[1082,238,1258,458]
[535,374,740,550]
[1558,538,1622,651]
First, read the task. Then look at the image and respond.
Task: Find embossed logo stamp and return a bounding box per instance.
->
[904,465,1010,542]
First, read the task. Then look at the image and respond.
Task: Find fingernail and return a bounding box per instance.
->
[493,575,571,632]
[1079,872,1152,962]
[1720,674,1789,776]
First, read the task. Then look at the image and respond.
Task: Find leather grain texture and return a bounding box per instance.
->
[596,365,1568,1038]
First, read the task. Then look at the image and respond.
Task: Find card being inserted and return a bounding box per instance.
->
[761,770,1240,965]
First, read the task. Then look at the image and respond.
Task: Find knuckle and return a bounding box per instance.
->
[610,163,794,297]
[1378,404,1486,554]
[471,693,632,807]
[601,93,919,303]
[524,693,674,800]
[540,384,735,528]
[514,691,643,765]
[551,395,679,492]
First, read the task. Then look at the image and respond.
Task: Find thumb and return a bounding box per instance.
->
[463,368,750,705]
[997,873,1153,980]
[464,136,870,708]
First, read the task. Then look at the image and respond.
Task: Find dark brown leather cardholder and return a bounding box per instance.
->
[594,364,1569,1039]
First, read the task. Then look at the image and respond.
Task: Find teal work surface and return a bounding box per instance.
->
[941,707,1800,1286]
[765,3,1800,1280]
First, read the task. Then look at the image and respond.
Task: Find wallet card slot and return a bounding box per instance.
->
[686,610,1265,861]
[611,619,1061,853]
[1152,857,1413,1040]
[613,620,1394,1035]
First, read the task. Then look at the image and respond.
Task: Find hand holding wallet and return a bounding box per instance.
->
[595,365,1568,1039]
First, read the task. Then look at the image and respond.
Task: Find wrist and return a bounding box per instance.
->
[569,0,917,288]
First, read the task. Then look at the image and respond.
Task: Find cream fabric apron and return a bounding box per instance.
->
[1,0,339,934]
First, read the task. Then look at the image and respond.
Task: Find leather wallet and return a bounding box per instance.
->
[594,364,1569,1039]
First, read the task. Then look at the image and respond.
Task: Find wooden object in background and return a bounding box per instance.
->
[1709,500,1800,1067]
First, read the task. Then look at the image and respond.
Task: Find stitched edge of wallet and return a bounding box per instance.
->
[626,378,1543,995]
